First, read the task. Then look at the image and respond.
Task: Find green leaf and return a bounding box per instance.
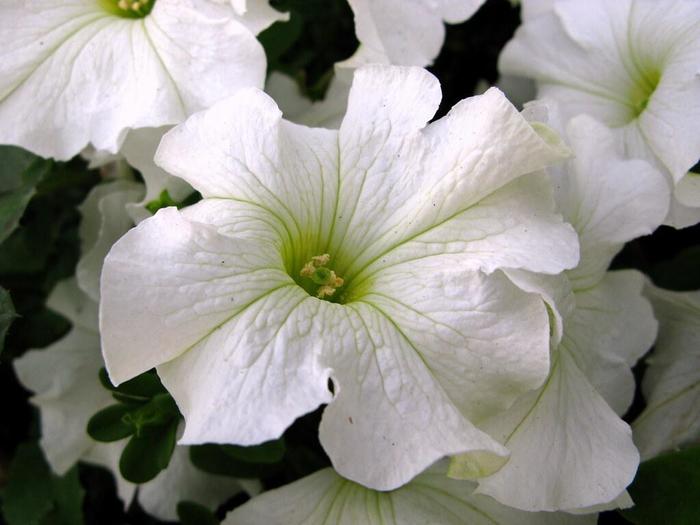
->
[46,466,85,525]
[190,444,282,479]
[0,442,84,525]
[99,367,167,403]
[1,442,54,525]
[177,501,219,525]
[0,146,52,244]
[144,189,178,215]
[0,287,16,355]
[220,438,286,464]
[86,404,133,443]
[121,393,179,435]
[144,189,201,215]
[258,13,303,66]
[621,446,700,525]
[119,418,178,484]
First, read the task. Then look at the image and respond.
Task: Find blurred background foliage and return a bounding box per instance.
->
[0,0,698,523]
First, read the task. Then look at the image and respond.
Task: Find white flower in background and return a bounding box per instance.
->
[0,0,267,160]
[224,461,595,525]
[452,109,666,512]
[100,65,579,491]
[634,285,700,461]
[14,179,254,520]
[267,0,487,131]
[499,0,700,227]
[221,0,289,34]
[346,0,487,67]
[76,180,145,301]
[266,70,350,129]
[13,280,248,521]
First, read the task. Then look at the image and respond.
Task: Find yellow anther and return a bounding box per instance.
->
[131,1,141,10]
[317,285,337,299]
[300,261,316,278]
[311,254,331,267]
[118,0,129,9]
[300,254,344,300]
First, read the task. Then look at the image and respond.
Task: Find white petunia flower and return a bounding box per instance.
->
[346,0,487,67]
[100,65,579,491]
[634,285,700,460]
[223,462,596,525]
[76,179,145,301]
[0,0,267,160]
[266,70,350,130]
[13,279,248,521]
[499,0,700,227]
[455,110,665,512]
[226,0,289,34]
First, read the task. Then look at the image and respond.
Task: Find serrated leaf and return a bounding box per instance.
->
[621,446,700,525]
[177,501,219,525]
[0,287,16,355]
[220,438,286,464]
[86,404,133,443]
[0,146,52,244]
[119,419,178,484]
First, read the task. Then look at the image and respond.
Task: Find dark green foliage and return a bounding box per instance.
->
[0,287,15,354]
[0,146,53,244]
[0,442,85,525]
[88,369,181,484]
[190,440,286,479]
[621,446,700,525]
[264,0,358,99]
[177,502,219,525]
[649,246,700,291]
[119,418,179,484]
[144,189,200,215]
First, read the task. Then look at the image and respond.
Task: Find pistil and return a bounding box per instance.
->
[300,254,344,299]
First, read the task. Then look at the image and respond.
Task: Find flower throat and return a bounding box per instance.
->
[99,0,154,18]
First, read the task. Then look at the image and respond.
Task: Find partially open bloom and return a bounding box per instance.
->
[500,0,700,227]
[0,0,266,160]
[101,65,579,491]
[454,109,665,512]
[224,461,594,525]
[634,285,700,460]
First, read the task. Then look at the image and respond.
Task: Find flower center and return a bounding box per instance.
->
[624,64,660,124]
[299,254,344,300]
[99,0,155,18]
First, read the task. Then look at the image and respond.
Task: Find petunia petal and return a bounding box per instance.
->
[320,276,531,490]
[159,284,333,445]
[554,115,668,288]
[77,180,144,302]
[224,463,596,525]
[564,271,656,415]
[473,348,639,512]
[346,0,486,67]
[100,202,291,385]
[634,285,700,460]
[0,0,265,159]
[13,280,111,475]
